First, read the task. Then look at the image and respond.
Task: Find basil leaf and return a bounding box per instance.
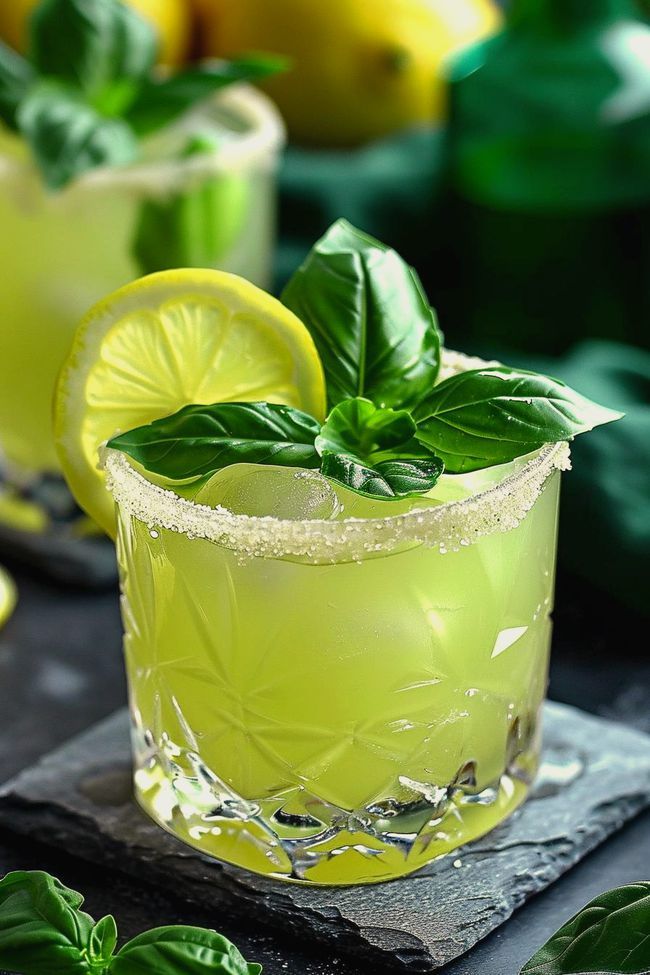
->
[108,402,321,481]
[282,219,441,411]
[17,82,138,189]
[414,367,624,473]
[132,135,248,274]
[521,883,650,975]
[316,397,417,465]
[29,0,156,100]
[110,925,262,975]
[127,56,287,137]
[0,41,34,130]
[321,452,443,499]
[88,915,117,969]
[0,870,94,975]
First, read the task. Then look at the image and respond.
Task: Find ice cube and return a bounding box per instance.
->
[330,481,444,519]
[194,464,342,520]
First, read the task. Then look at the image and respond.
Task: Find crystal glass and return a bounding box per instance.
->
[105,354,570,886]
[0,85,284,570]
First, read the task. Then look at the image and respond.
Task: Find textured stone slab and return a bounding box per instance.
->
[0,702,649,972]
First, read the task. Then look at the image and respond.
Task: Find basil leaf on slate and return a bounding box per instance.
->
[127,56,287,137]
[414,367,624,473]
[110,925,262,975]
[282,219,441,411]
[521,882,650,975]
[88,915,117,970]
[0,41,34,130]
[0,870,95,975]
[17,82,138,190]
[321,452,444,499]
[316,397,416,465]
[29,0,156,101]
[108,402,321,481]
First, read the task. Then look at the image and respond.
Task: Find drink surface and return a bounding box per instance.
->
[116,456,561,884]
[435,0,650,353]
[0,89,279,475]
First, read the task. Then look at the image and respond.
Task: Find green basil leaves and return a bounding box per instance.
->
[0,870,263,975]
[414,367,623,473]
[107,398,445,501]
[18,81,138,190]
[0,41,34,128]
[282,220,442,411]
[109,926,261,975]
[321,453,444,499]
[126,56,287,137]
[0,871,97,975]
[109,221,622,501]
[29,0,156,100]
[0,0,285,189]
[107,402,323,482]
[521,882,650,975]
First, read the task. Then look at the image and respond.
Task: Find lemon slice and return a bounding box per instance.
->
[0,566,16,629]
[54,269,326,537]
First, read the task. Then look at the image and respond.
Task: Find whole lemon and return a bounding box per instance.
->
[196,0,502,146]
[0,0,192,66]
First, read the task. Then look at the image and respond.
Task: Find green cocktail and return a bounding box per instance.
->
[106,395,566,884]
[55,221,619,885]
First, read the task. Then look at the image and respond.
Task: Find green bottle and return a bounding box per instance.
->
[434,0,650,354]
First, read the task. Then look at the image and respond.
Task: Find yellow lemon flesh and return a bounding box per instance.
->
[54,269,326,538]
[0,566,17,630]
[198,0,502,146]
[0,0,192,66]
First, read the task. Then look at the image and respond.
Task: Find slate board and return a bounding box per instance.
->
[1,702,649,973]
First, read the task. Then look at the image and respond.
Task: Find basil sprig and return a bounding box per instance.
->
[520,882,650,975]
[282,220,442,412]
[0,0,283,189]
[108,221,622,501]
[0,870,262,975]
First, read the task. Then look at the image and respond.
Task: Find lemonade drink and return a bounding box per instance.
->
[106,433,567,885]
[0,86,283,476]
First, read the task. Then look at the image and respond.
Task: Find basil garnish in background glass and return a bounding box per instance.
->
[0,0,285,189]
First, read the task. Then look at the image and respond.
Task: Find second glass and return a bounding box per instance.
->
[0,85,284,567]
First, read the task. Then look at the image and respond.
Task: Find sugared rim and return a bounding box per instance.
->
[103,351,572,564]
[0,83,286,194]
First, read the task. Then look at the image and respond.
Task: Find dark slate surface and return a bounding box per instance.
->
[1,702,648,973]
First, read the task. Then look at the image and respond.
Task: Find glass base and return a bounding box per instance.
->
[133,730,537,886]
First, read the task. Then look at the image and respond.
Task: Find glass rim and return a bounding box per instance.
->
[104,352,572,564]
[0,83,286,194]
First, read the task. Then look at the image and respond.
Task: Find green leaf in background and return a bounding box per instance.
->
[88,915,117,970]
[0,41,34,130]
[17,81,138,190]
[110,925,262,975]
[126,56,288,137]
[521,882,650,975]
[0,871,94,975]
[414,367,624,473]
[132,134,249,275]
[316,397,417,465]
[321,452,443,499]
[108,402,322,482]
[281,219,442,411]
[29,0,156,103]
